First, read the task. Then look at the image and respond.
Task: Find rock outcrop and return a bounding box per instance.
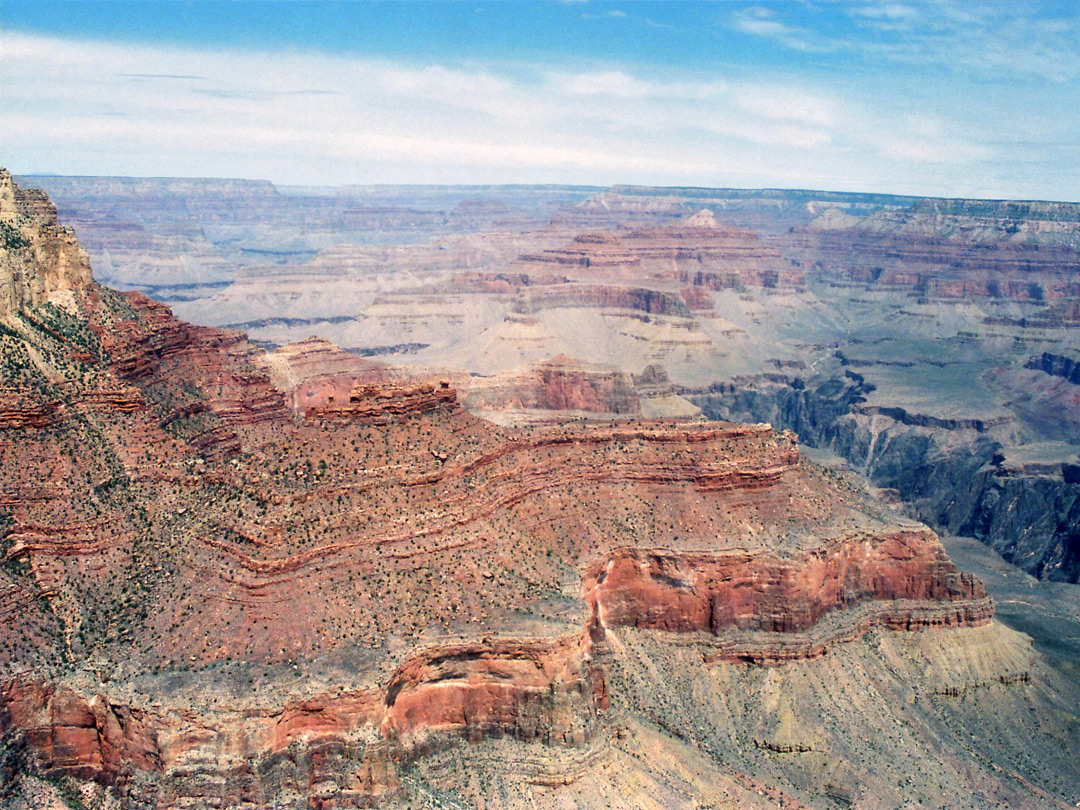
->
[305,379,458,422]
[512,285,693,318]
[584,531,991,643]
[462,355,642,415]
[262,336,390,416]
[0,169,92,316]
[382,634,606,747]
[1027,351,1080,385]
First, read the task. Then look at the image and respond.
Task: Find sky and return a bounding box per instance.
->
[2,1,1079,200]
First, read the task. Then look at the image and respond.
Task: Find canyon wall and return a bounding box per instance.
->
[692,372,1080,582]
[0,170,93,316]
[3,174,1077,809]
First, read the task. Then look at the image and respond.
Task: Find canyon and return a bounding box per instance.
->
[2,170,1079,809]
[30,172,1078,585]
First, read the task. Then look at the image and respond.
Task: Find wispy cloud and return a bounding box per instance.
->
[731,6,840,54]
[582,9,626,20]
[1,29,1076,199]
[545,70,727,100]
[118,73,206,81]
[734,2,1080,83]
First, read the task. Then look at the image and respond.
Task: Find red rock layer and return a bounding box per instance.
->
[463,356,641,414]
[2,674,398,803]
[263,336,389,415]
[305,380,458,422]
[0,387,145,431]
[2,678,161,782]
[702,597,995,665]
[503,216,805,291]
[100,291,291,457]
[583,530,992,643]
[2,631,604,798]
[512,219,804,290]
[0,392,61,429]
[382,634,607,746]
[2,517,995,794]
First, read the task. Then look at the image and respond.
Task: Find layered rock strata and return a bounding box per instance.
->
[514,214,803,290]
[2,632,605,804]
[0,170,93,316]
[584,532,992,649]
[305,380,458,422]
[462,355,642,415]
[4,173,1061,810]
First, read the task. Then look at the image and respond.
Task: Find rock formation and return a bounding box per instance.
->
[512,215,804,291]
[0,170,93,316]
[2,174,1077,809]
[1027,351,1080,385]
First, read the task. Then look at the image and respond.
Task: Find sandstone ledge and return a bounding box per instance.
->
[305,381,458,422]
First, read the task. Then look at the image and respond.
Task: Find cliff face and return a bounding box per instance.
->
[796,201,1080,318]
[1028,351,1080,385]
[462,355,643,416]
[584,531,991,642]
[514,215,804,291]
[1,633,605,805]
[693,372,1080,582]
[262,336,390,416]
[0,169,93,316]
[4,174,1078,810]
[305,380,459,422]
[806,197,1080,249]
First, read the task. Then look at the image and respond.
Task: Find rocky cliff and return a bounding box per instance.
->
[514,213,804,291]
[2,174,1077,810]
[692,370,1080,582]
[584,531,990,641]
[0,170,93,316]
[462,355,642,416]
[1028,351,1080,385]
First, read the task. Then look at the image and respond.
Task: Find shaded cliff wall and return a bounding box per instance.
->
[692,377,1080,582]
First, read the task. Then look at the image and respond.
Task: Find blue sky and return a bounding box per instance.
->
[2,1,1078,200]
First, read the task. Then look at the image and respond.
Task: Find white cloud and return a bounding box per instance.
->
[731,9,838,54]
[547,70,655,98]
[851,4,921,23]
[582,9,626,20]
[545,70,727,100]
[375,64,514,104]
[736,2,1080,83]
[732,87,838,127]
[1,30,1076,199]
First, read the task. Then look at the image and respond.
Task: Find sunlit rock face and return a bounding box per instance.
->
[0,169,93,316]
[1,173,1078,810]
